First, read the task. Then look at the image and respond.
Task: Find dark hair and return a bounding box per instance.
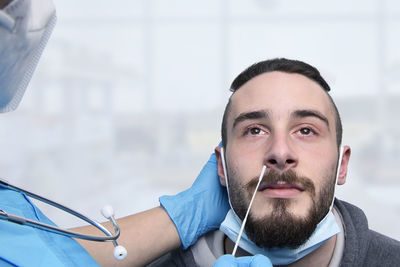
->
[221,58,342,149]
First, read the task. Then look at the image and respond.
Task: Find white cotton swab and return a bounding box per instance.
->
[232,165,267,256]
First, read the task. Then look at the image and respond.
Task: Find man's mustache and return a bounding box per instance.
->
[245,168,316,196]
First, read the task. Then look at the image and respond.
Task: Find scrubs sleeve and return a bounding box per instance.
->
[0,188,100,266]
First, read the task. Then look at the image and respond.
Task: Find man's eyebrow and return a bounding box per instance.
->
[232,110,268,130]
[291,109,330,128]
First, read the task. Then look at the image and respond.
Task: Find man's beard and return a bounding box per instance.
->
[228,167,335,249]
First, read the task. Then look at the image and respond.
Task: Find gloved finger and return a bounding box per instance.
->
[215,254,273,267]
[192,149,220,188]
[250,254,273,267]
[203,142,222,167]
[235,256,258,266]
[206,141,223,165]
[207,150,218,164]
[213,254,236,267]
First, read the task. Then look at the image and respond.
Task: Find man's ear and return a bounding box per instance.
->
[337,146,351,185]
[214,146,227,186]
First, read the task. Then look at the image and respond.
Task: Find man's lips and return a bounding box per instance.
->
[257,181,305,198]
[258,181,305,191]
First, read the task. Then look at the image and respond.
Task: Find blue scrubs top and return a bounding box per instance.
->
[0,187,100,266]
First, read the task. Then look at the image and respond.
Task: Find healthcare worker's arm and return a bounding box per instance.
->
[74,207,180,266]
[75,150,230,266]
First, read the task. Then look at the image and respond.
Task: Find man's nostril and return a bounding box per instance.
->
[269,159,277,164]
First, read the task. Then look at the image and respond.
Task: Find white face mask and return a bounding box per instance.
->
[0,0,56,112]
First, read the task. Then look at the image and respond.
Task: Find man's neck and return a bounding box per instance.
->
[224,235,337,267]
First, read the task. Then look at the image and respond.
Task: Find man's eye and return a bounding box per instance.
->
[248,127,265,135]
[299,127,314,136]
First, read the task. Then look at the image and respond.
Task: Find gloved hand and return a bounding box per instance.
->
[213,254,272,267]
[159,145,229,249]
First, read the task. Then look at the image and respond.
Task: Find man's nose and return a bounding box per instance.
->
[263,135,298,171]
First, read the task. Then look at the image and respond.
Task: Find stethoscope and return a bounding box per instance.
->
[0,178,127,260]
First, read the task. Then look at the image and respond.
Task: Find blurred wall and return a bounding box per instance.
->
[0,0,399,240]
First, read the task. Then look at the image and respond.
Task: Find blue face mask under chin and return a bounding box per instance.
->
[220,209,340,265]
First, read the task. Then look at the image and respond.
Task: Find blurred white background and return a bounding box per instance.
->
[0,0,399,241]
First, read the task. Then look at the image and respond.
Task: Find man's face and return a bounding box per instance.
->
[217,71,349,248]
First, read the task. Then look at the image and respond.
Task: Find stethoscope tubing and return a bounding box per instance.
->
[0,178,119,243]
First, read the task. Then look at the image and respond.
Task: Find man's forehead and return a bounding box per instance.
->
[228,72,335,125]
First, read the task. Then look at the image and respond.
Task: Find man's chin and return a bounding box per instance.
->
[245,206,319,249]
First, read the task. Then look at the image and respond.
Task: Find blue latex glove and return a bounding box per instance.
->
[213,255,272,267]
[159,146,229,249]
